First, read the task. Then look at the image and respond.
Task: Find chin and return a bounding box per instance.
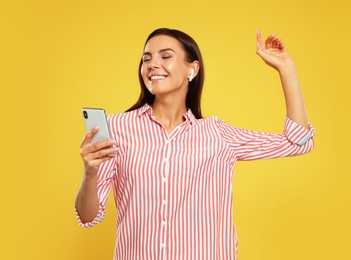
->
[146,86,156,95]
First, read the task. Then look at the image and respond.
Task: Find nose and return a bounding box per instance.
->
[148,59,160,70]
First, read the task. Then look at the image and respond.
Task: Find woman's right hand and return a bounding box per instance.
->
[80,126,117,177]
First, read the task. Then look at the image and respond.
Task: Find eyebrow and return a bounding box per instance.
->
[142,48,176,56]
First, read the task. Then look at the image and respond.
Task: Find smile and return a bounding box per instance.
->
[150,75,167,81]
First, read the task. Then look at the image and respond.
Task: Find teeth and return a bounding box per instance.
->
[150,75,166,81]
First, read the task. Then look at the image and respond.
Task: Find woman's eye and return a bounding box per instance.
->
[142,56,151,62]
[162,56,171,59]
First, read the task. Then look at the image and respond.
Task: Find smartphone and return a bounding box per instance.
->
[82,108,113,156]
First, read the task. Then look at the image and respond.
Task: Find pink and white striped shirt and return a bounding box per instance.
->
[76,104,315,259]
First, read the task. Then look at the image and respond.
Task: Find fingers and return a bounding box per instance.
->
[256,29,262,46]
[256,30,264,56]
[257,30,286,51]
[80,126,100,148]
[80,139,116,158]
[83,153,113,170]
[271,37,285,50]
[80,140,117,174]
[264,34,275,49]
[80,125,116,154]
[80,124,117,175]
[81,147,115,164]
[264,33,285,50]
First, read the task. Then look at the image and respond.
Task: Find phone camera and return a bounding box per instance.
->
[83,110,88,119]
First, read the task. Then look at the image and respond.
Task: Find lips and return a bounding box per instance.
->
[149,75,167,81]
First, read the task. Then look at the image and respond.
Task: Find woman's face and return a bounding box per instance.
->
[141,35,192,98]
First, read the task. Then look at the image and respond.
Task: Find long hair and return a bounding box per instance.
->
[126,28,205,119]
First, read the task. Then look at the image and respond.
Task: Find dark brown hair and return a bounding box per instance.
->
[126,28,205,119]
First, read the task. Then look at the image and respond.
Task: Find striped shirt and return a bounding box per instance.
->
[76,103,315,259]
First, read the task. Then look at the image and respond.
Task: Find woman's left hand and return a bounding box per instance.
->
[256,30,294,72]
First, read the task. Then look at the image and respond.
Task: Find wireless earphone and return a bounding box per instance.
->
[189,68,194,82]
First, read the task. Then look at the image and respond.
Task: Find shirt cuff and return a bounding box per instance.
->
[283,117,316,146]
[75,203,105,228]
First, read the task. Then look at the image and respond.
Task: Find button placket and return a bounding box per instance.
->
[160,138,171,253]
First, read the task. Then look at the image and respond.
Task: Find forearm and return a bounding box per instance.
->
[75,173,100,223]
[279,62,309,129]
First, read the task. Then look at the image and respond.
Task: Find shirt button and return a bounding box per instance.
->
[161,243,165,248]
[163,158,168,162]
[162,220,166,226]
[162,178,167,182]
[162,200,166,205]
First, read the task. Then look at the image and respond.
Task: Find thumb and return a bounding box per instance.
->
[256,29,264,56]
[256,42,265,58]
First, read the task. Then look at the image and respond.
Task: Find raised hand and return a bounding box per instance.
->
[256,30,294,72]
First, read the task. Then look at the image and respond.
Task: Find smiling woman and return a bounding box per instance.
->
[74,27,315,259]
[142,38,193,97]
[128,28,205,120]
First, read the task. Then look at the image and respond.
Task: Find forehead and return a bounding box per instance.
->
[144,35,183,53]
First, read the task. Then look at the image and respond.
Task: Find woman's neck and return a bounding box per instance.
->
[151,97,187,134]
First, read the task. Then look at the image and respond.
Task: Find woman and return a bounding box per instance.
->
[75,28,315,259]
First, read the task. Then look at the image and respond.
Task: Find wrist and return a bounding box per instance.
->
[278,60,296,75]
[84,168,98,180]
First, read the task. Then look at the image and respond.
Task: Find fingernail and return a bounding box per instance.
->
[109,140,116,145]
[256,42,260,48]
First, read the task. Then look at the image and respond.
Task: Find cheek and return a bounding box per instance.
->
[169,62,188,77]
[140,66,149,81]
[140,64,146,75]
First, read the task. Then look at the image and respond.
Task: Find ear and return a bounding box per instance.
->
[188,61,200,82]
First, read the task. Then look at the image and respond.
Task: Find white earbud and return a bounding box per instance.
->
[189,68,194,82]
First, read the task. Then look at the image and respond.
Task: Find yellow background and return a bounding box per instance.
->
[1,0,350,259]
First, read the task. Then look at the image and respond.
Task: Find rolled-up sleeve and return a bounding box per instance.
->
[283,117,315,146]
[75,203,106,228]
[217,116,315,161]
[75,156,117,228]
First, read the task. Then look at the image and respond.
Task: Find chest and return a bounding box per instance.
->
[116,121,229,179]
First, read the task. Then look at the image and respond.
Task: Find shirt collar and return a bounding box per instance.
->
[138,103,196,125]
[183,108,196,125]
[138,103,151,117]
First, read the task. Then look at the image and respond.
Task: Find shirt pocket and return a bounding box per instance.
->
[175,146,218,179]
